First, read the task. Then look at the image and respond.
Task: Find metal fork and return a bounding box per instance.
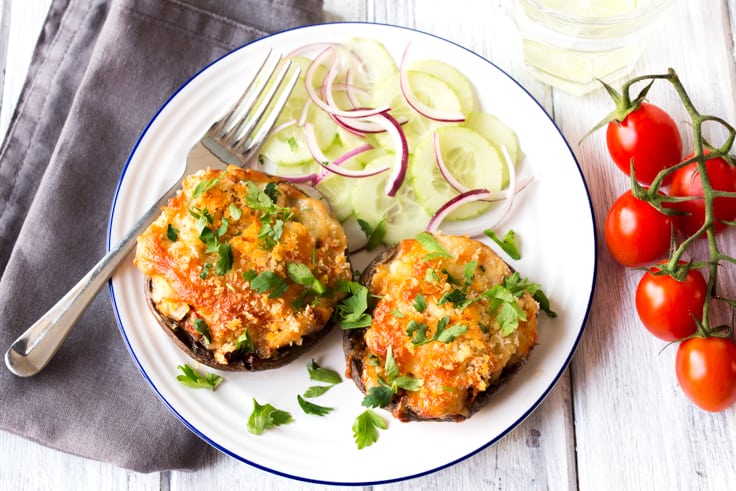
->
[4,50,300,377]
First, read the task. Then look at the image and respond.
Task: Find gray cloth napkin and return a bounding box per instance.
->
[0,0,323,472]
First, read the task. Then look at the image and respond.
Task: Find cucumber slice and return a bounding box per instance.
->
[259,101,336,166]
[410,59,478,114]
[351,154,432,245]
[342,38,398,99]
[410,126,505,221]
[370,71,463,151]
[315,148,367,222]
[463,112,522,168]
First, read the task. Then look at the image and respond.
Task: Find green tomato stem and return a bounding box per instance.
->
[616,68,736,338]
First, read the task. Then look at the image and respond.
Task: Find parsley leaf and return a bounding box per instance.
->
[406,320,429,345]
[435,322,467,343]
[415,232,452,260]
[352,410,387,450]
[193,318,211,344]
[190,174,223,202]
[407,316,467,345]
[463,260,477,287]
[502,272,557,317]
[307,359,342,385]
[336,280,372,329]
[244,181,293,249]
[484,229,521,260]
[482,284,528,336]
[413,293,427,313]
[303,385,333,398]
[166,224,179,242]
[357,218,386,251]
[247,270,288,298]
[287,263,325,295]
[247,399,293,435]
[176,364,222,390]
[361,347,422,408]
[228,203,242,221]
[362,385,394,408]
[214,243,233,275]
[236,330,254,353]
[297,395,333,416]
[438,288,468,307]
[425,268,440,282]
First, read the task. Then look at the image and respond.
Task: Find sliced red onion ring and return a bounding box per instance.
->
[285,42,342,58]
[426,146,525,234]
[305,48,390,119]
[333,143,374,166]
[483,145,518,230]
[426,189,494,233]
[399,44,465,123]
[303,123,388,179]
[277,172,319,185]
[434,131,468,193]
[363,112,409,196]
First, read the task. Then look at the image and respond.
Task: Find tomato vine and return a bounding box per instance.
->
[605,69,736,339]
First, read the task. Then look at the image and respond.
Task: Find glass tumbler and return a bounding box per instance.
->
[513,0,677,95]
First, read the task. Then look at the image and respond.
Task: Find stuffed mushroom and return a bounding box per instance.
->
[134,165,352,370]
[343,232,540,421]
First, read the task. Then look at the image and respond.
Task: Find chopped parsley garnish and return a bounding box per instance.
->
[438,288,470,308]
[406,316,467,345]
[287,136,299,152]
[413,293,427,313]
[482,284,529,336]
[362,347,422,408]
[193,318,211,344]
[307,358,342,385]
[228,203,242,221]
[484,229,521,260]
[299,360,341,412]
[214,243,233,275]
[190,174,223,202]
[287,262,325,295]
[244,181,294,249]
[425,268,440,282]
[336,280,372,329]
[176,364,222,390]
[463,260,477,286]
[244,270,288,298]
[236,329,254,353]
[352,410,387,450]
[247,399,293,435]
[502,272,557,318]
[415,232,452,260]
[297,395,333,416]
[357,218,386,251]
[166,224,179,242]
[192,208,233,275]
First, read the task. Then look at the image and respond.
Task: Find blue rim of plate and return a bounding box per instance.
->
[107,21,597,486]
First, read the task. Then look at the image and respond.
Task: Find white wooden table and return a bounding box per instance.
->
[2,0,735,489]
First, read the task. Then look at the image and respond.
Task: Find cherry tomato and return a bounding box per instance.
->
[668,154,736,236]
[606,102,683,185]
[635,264,706,341]
[675,336,736,412]
[604,190,672,267]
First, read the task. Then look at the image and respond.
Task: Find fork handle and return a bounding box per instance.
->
[4,182,178,377]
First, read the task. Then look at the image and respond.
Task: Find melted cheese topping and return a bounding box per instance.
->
[361,233,539,420]
[134,166,352,364]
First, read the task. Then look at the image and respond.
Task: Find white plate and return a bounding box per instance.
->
[108,22,596,485]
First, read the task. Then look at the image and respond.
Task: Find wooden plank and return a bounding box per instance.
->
[568,0,736,489]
